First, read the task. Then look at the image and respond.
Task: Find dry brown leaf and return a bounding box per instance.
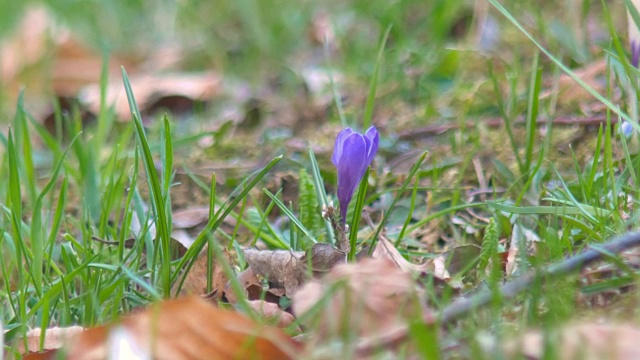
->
[0,5,135,110]
[0,6,53,99]
[431,255,451,280]
[15,326,84,354]
[51,34,134,97]
[170,229,195,253]
[292,258,429,344]
[223,267,285,307]
[498,322,640,360]
[223,267,260,304]
[79,72,221,119]
[299,243,346,275]
[541,60,607,104]
[243,248,306,296]
[172,248,229,298]
[244,244,346,297]
[371,235,429,273]
[172,207,211,229]
[505,224,520,276]
[34,296,299,360]
[246,300,296,329]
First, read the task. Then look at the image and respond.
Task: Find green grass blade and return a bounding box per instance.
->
[264,188,318,247]
[14,92,37,205]
[173,155,282,292]
[298,169,323,242]
[488,61,523,173]
[162,115,174,195]
[348,167,369,261]
[30,134,79,294]
[324,38,348,128]
[396,172,420,246]
[362,25,392,130]
[369,151,427,254]
[308,147,335,244]
[122,67,173,297]
[487,0,635,127]
[7,130,23,292]
[524,51,541,175]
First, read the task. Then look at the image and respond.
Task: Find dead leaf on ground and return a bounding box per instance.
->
[369,235,475,290]
[24,296,300,360]
[0,5,137,119]
[0,6,54,100]
[51,34,134,98]
[244,244,346,296]
[246,300,297,329]
[172,206,211,229]
[224,267,259,304]
[172,248,229,298]
[540,59,608,104]
[243,248,306,296]
[292,258,430,345]
[488,322,640,360]
[505,222,539,277]
[370,235,430,273]
[79,72,221,120]
[14,326,84,354]
[299,243,345,275]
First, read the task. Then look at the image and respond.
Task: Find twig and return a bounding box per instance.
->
[441,231,640,322]
[356,231,640,356]
[398,114,610,140]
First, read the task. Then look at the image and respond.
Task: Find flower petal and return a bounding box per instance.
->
[336,133,367,221]
[633,41,640,68]
[332,128,354,166]
[364,126,379,165]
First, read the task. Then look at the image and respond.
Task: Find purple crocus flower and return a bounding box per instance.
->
[632,40,640,68]
[332,126,379,225]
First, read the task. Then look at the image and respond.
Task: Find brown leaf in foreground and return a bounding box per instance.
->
[495,322,640,360]
[292,258,430,344]
[15,326,84,354]
[27,296,299,360]
[246,300,297,329]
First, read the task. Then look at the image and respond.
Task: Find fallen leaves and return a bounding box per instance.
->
[173,249,229,298]
[79,72,222,120]
[371,235,429,273]
[20,297,300,360]
[292,258,430,344]
[487,322,640,360]
[243,243,346,296]
[243,248,307,296]
[16,326,85,354]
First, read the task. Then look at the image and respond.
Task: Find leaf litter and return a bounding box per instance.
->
[20,297,300,360]
[292,258,432,355]
[7,3,640,360]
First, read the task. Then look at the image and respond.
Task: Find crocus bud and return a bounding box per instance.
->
[632,41,640,68]
[331,126,379,225]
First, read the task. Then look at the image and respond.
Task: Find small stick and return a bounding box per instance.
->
[398,114,610,140]
[442,231,640,322]
[356,231,640,356]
